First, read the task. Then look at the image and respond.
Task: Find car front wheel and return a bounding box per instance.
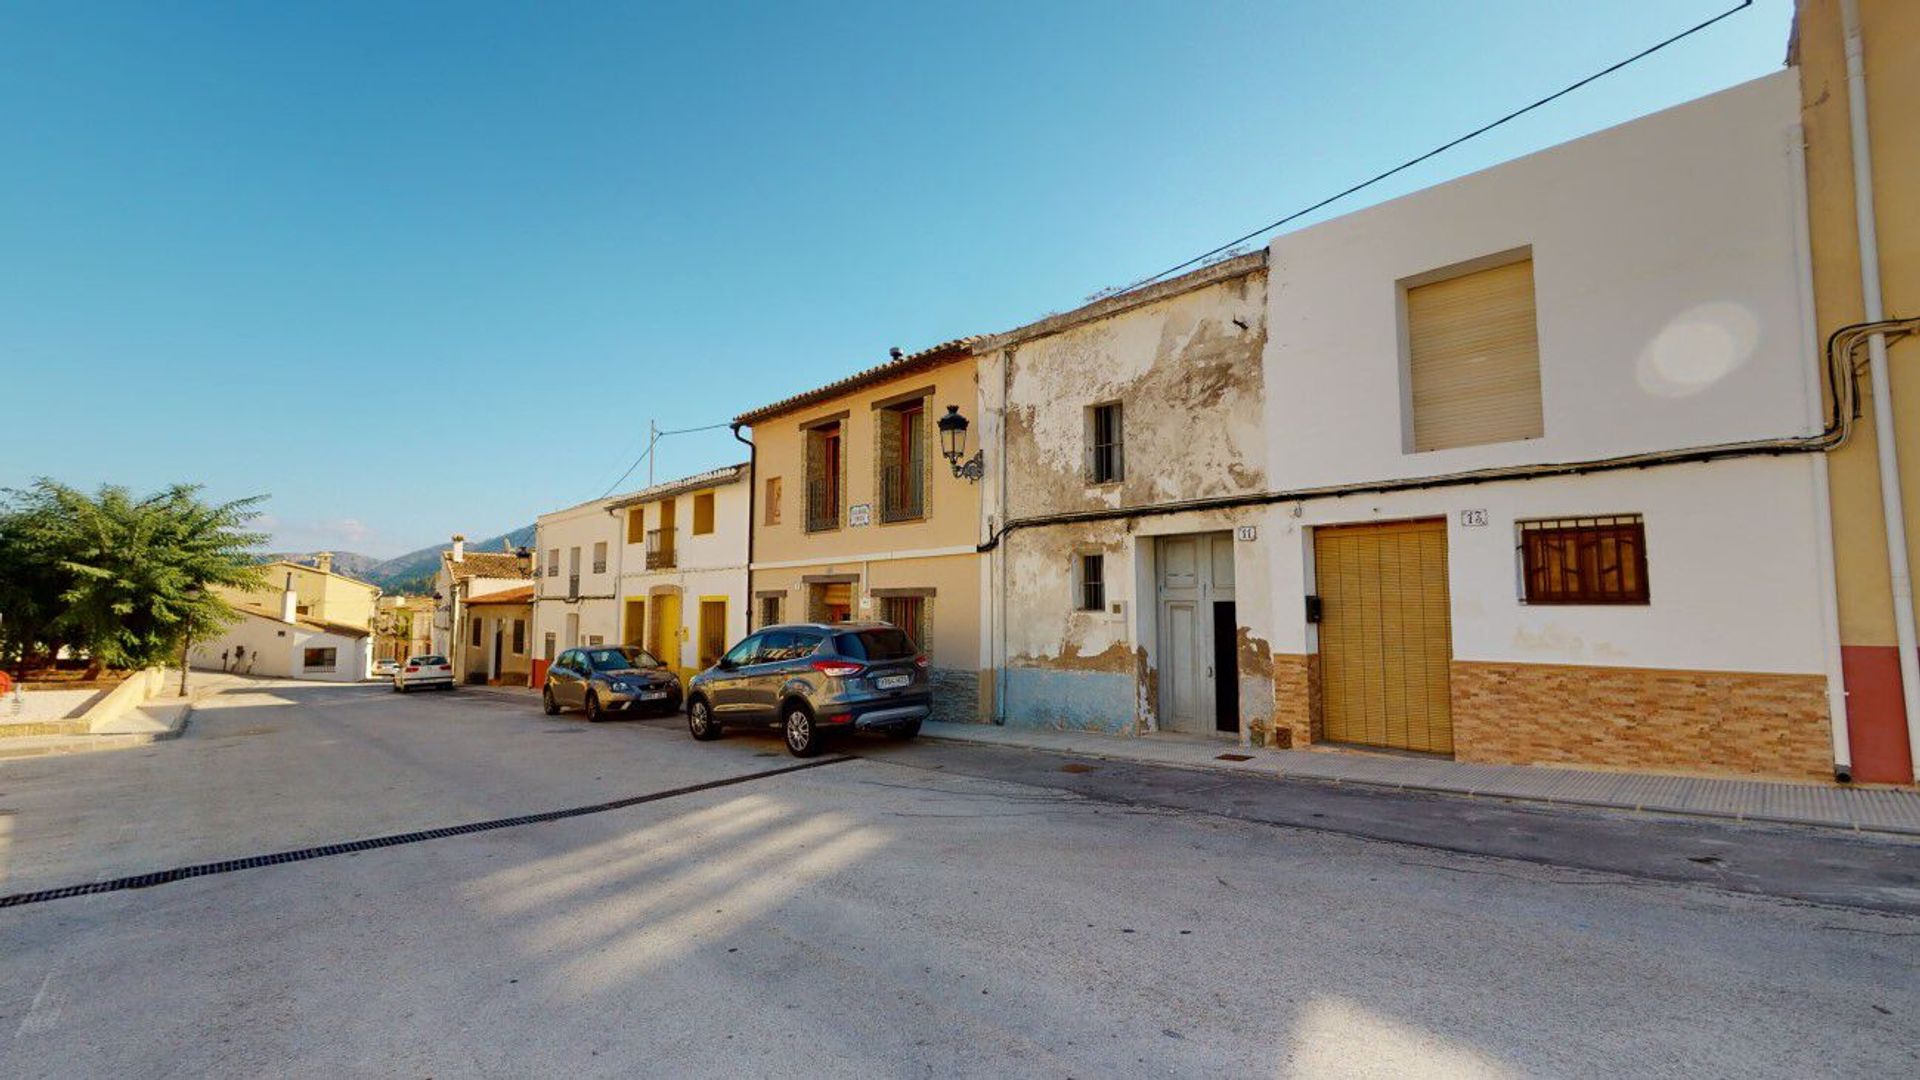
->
[783,704,821,758]
[584,692,604,722]
[688,699,721,741]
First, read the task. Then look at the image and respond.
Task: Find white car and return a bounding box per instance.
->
[372,658,400,677]
[392,655,456,692]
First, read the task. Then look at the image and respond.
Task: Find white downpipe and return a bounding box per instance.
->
[1842,0,1920,779]
[1788,122,1852,776]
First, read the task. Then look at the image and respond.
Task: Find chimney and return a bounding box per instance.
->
[313,551,334,575]
[451,534,466,563]
[502,537,512,552]
[279,572,298,623]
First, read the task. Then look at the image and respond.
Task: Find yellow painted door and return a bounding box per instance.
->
[1313,519,1453,755]
[624,599,646,647]
[698,599,727,671]
[650,593,682,673]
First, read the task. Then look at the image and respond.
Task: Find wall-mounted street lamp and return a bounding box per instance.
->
[937,405,985,482]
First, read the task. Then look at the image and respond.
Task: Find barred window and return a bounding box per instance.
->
[1077,554,1106,612]
[1519,516,1649,605]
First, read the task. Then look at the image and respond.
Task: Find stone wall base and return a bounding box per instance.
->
[1268,653,1320,749]
[1449,659,1832,781]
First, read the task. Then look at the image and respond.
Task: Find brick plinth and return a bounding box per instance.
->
[1450,660,1832,781]
[1269,653,1320,750]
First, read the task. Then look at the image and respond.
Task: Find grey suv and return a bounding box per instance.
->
[685,622,929,756]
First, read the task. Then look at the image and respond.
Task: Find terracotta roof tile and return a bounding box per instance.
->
[440,550,533,582]
[732,337,981,426]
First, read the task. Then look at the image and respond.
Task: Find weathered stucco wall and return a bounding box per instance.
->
[1001,262,1268,521]
[986,261,1275,737]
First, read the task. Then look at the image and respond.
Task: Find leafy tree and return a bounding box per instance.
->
[0,480,268,690]
[0,504,73,673]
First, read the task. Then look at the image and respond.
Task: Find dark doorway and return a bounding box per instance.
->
[492,626,504,682]
[1211,601,1239,733]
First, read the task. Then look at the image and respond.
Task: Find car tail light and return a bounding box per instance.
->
[914,654,930,669]
[405,666,419,673]
[438,665,451,671]
[811,660,864,678]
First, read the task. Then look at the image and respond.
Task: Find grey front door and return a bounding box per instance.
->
[1156,532,1235,735]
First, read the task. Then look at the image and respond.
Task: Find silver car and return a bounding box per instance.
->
[542,645,682,722]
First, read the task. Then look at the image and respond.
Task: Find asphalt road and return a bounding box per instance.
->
[0,679,1915,1078]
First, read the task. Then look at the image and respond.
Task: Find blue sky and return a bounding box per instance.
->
[0,1,1793,557]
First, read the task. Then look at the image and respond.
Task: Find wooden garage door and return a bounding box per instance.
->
[1314,519,1454,755]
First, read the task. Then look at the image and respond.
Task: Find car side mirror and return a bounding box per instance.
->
[716,658,735,671]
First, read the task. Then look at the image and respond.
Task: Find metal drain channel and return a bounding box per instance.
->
[0,755,854,910]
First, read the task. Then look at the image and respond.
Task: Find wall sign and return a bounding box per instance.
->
[849,503,872,527]
[1235,525,1258,542]
[1460,509,1490,527]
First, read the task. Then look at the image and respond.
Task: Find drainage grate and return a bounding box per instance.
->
[1059,762,1098,774]
[1215,753,1254,762]
[0,755,853,910]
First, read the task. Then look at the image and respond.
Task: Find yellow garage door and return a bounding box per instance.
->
[1314,519,1454,755]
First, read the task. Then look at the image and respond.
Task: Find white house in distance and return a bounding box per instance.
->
[191,570,374,681]
[529,464,750,687]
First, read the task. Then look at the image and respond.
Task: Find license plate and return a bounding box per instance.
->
[876,674,910,690]
[640,690,668,701]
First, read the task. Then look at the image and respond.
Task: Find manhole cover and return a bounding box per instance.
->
[1060,762,1097,774]
[1215,753,1254,762]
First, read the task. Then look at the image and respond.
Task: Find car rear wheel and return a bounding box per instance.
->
[783,704,821,757]
[542,687,560,715]
[584,692,604,723]
[688,698,721,741]
[884,719,922,740]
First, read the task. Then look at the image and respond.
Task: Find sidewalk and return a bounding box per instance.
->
[0,670,245,761]
[921,721,1920,837]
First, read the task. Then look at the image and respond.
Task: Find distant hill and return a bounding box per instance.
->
[264,524,535,595]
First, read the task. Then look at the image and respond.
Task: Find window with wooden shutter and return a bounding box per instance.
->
[1406,255,1543,452]
[1519,515,1649,604]
[692,491,715,535]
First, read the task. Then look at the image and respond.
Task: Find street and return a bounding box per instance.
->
[1,680,1915,1078]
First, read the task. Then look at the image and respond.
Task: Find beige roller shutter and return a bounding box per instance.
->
[1314,519,1454,755]
[1407,258,1543,452]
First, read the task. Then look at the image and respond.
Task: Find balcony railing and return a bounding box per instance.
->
[645,527,676,570]
[880,462,925,523]
[806,479,840,533]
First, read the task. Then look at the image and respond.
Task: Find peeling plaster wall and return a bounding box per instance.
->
[987,263,1276,736]
[1003,267,1268,521]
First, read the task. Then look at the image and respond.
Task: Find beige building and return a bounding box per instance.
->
[736,339,988,722]
[461,584,533,685]
[1794,0,1920,784]
[431,536,535,683]
[374,594,436,662]
[224,553,378,632]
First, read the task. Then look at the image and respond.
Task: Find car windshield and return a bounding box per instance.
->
[835,629,917,661]
[586,646,659,671]
[411,656,446,666]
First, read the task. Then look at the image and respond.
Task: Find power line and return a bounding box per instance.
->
[1118,0,1755,294]
[597,420,733,499]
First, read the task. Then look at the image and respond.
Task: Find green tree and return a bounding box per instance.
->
[2,480,268,691]
[0,503,74,673]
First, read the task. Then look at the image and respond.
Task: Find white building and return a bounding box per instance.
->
[608,464,750,683]
[526,465,751,687]
[528,495,626,677]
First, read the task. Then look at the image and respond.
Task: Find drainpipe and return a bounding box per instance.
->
[732,424,756,625]
[1789,123,1853,780]
[1842,0,1920,779]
